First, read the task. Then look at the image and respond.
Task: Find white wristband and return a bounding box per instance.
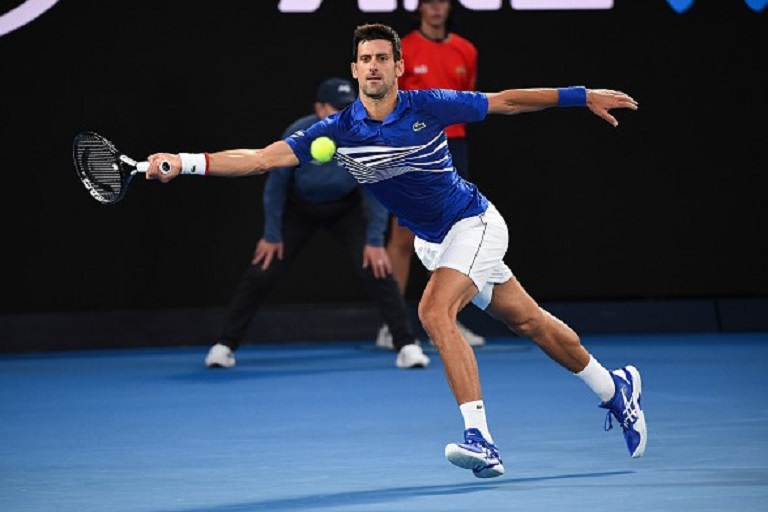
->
[179,153,208,175]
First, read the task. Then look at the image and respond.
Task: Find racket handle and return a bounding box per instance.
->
[136,161,171,174]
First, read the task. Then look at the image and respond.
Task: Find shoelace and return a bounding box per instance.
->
[465,434,501,460]
[604,388,639,432]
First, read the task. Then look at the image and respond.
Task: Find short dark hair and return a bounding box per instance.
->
[352,23,402,62]
[415,0,455,33]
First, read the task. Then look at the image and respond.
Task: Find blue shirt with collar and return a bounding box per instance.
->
[285,89,489,243]
[264,114,389,246]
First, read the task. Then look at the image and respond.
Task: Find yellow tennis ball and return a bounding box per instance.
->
[310,136,336,163]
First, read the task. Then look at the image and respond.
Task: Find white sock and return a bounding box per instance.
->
[575,355,616,403]
[459,400,494,443]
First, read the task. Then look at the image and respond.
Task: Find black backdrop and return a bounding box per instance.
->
[1,1,765,315]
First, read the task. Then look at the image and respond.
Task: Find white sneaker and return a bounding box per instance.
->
[205,343,236,368]
[395,344,430,369]
[375,324,394,350]
[430,321,486,347]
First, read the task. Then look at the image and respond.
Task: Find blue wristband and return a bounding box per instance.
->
[557,86,587,107]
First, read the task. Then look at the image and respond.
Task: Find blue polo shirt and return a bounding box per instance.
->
[285,89,490,243]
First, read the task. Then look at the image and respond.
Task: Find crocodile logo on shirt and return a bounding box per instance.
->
[412,121,427,132]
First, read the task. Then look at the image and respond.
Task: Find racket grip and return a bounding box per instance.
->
[136,161,171,174]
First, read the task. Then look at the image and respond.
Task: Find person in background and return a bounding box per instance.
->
[378,0,484,349]
[205,77,430,370]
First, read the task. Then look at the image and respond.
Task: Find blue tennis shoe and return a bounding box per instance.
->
[445,428,505,478]
[600,365,647,458]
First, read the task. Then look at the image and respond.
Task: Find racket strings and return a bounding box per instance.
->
[74,134,126,202]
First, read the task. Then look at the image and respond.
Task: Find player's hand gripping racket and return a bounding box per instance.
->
[72,131,170,204]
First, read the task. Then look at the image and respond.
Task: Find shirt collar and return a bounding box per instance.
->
[350,91,412,124]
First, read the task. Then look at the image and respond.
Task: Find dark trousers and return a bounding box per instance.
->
[221,189,416,350]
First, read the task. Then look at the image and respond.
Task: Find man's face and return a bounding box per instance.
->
[419,0,451,29]
[351,39,404,100]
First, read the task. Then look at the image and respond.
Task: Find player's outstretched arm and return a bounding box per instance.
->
[146,140,300,182]
[486,87,638,127]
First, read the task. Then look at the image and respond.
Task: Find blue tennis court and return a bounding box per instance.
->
[2,332,767,511]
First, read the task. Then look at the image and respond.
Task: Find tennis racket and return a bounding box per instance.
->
[72,131,170,205]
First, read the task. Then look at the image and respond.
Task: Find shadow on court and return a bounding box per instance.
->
[161,471,634,512]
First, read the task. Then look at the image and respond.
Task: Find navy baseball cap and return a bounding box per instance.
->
[316,78,356,109]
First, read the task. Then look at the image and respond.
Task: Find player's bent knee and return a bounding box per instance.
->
[417,301,448,335]
[417,301,436,329]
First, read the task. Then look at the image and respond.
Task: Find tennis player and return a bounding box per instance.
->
[147,23,646,478]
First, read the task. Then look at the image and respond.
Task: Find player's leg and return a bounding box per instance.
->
[420,268,504,478]
[484,269,646,457]
[419,268,481,401]
[486,277,590,370]
[414,210,506,477]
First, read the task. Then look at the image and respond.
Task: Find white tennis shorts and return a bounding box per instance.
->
[414,203,513,310]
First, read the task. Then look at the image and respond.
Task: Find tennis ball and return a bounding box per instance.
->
[310,136,336,163]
